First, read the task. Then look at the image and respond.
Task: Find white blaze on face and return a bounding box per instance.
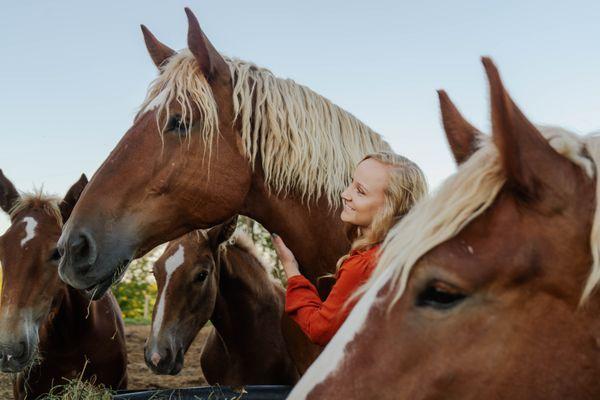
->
[152,245,185,338]
[20,217,38,247]
[287,267,394,400]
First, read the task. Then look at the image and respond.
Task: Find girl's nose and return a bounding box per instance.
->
[341,187,351,202]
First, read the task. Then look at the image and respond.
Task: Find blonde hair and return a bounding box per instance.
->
[138,50,390,208]
[335,151,428,271]
[363,127,600,307]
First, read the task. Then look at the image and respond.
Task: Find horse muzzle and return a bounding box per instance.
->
[144,341,185,375]
[58,226,134,300]
[0,340,34,373]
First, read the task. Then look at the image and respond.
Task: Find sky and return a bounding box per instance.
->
[1,0,600,233]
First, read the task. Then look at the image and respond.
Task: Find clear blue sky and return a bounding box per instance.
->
[2,0,600,233]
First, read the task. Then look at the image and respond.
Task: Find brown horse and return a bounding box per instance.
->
[288,58,600,400]
[144,218,300,385]
[57,8,390,302]
[0,171,127,399]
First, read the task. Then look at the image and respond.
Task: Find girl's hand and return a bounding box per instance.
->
[271,234,301,278]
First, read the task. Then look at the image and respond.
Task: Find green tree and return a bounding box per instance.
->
[238,216,286,287]
[111,246,164,322]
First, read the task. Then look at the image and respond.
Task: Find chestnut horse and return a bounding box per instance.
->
[289,58,600,400]
[0,172,127,399]
[57,8,390,302]
[144,218,300,385]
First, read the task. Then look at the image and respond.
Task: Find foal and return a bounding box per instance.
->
[145,218,299,385]
[0,172,127,399]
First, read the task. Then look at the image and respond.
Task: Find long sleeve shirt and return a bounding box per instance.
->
[284,244,381,346]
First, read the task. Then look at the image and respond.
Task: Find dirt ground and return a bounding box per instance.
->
[0,324,211,399]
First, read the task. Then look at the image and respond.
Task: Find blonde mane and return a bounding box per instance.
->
[366,127,600,306]
[138,50,390,207]
[9,192,62,227]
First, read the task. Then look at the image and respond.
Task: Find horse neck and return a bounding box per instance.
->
[39,285,94,350]
[209,245,283,353]
[241,172,350,284]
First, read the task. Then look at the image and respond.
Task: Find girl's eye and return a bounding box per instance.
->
[416,281,466,310]
[167,114,189,134]
[194,271,208,283]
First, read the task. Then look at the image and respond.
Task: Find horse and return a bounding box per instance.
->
[0,171,127,399]
[144,217,301,385]
[57,7,391,304]
[288,58,600,400]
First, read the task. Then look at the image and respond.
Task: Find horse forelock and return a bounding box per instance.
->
[137,50,389,208]
[364,126,600,308]
[137,49,219,157]
[9,192,62,228]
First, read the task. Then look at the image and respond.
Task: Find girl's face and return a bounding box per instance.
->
[340,158,390,229]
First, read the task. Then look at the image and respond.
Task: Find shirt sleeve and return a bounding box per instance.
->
[285,255,373,346]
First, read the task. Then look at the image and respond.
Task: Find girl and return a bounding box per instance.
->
[273,151,427,346]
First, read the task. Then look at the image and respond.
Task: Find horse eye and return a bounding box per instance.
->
[194,271,208,283]
[416,282,466,310]
[167,114,189,134]
[49,248,61,262]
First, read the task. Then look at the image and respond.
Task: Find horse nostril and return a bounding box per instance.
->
[67,230,98,272]
[17,341,26,358]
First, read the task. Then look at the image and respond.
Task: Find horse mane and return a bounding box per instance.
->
[138,50,390,207]
[220,230,281,287]
[9,192,62,227]
[365,126,600,306]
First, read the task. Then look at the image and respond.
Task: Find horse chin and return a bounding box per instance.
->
[169,348,185,375]
[81,259,131,301]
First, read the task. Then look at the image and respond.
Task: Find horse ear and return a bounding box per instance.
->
[185,8,230,82]
[437,90,482,165]
[0,169,19,215]
[207,216,239,249]
[60,174,88,223]
[141,25,176,69]
[482,57,573,199]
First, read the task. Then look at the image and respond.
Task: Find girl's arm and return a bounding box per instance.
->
[272,234,371,346]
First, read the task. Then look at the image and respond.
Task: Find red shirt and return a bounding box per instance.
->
[285,244,381,346]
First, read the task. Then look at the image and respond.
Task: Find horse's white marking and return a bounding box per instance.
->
[20,217,38,247]
[467,245,474,255]
[151,352,161,366]
[152,245,185,338]
[287,267,394,399]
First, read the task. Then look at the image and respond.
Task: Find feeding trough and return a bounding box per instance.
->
[113,385,292,400]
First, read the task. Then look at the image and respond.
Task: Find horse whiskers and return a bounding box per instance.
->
[85,290,96,320]
[109,261,130,291]
[17,345,43,382]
